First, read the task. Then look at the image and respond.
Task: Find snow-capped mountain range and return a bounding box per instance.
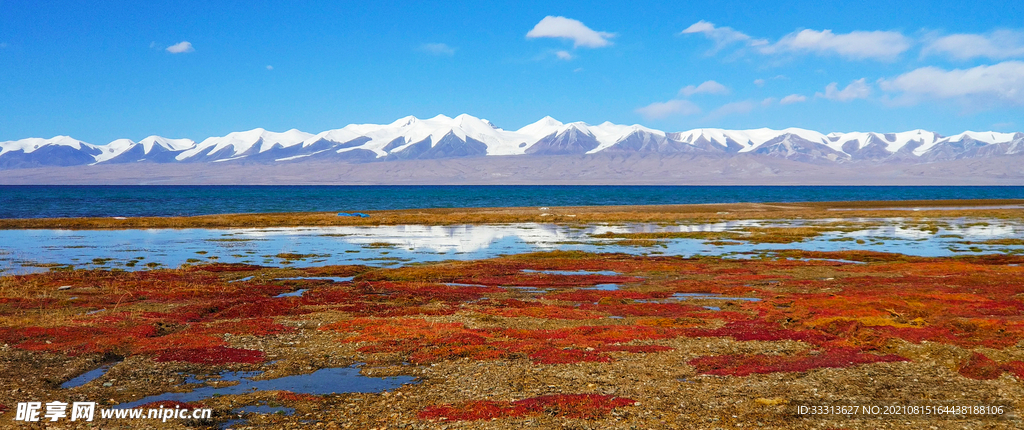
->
[2,114,1022,169]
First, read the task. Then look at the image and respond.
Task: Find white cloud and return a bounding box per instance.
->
[679,80,729,97]
[765,29,911,61]
[526,16,615,48]
[266,65,273,70]
[166,41,194,54]
[816,78,871,101]
[923,30,1024,61]
[761,98,776,106]
[635,99,701,119]
[780,94,808,104]
[555,50,573,60]
[706,100,756,119]
[753,79,765,87]
[421,43,456,56]
[684,21,910,61]
[878,61,1024,107]
[680,21,767,52]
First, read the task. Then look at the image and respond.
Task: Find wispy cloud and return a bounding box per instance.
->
[680,21,766,53]
[780,94,808,105]
[878,61,1024,107]
[166,41,195,54]
[817,78,871,101]
[706,100,757,120]
[922,30,1024,61]
[527,16,615,48]
[421,42,458,56]
[683,21,911,61]
[765,29,911,61]
[266,65,273,70]
[555,50,573,60]
[635,99,701,120]
[420,42,456,56]
[679,80,729,96]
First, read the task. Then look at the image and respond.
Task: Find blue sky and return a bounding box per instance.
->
[1,0,1022,143]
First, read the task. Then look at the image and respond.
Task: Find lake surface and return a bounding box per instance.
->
[2,185,1023,218]
[3,218,1021,275]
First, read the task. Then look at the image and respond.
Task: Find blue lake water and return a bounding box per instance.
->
[2,185,1023,218]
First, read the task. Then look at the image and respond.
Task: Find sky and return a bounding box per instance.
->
[1,0,1022,144]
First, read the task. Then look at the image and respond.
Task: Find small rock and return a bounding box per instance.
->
[58,286,72,290]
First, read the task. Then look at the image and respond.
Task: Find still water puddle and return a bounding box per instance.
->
[2,218,1023,274]
[275,276,354,283]
[234,404,295,415]
[582,283,621,291]
[668,293,762,302]
[442,282,490,288]
[114,366,414,410]
[274,289,307,298]
[61,361,121,389]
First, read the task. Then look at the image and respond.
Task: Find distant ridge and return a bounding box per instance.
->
[2,114,1022,170]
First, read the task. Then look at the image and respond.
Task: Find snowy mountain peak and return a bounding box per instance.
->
[139,136,196,152]
[2,114,1022,169]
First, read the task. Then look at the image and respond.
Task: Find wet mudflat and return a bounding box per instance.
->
[2,244,1024,429]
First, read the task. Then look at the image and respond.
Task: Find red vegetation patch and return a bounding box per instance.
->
[957,352,1024,380]
[0,323,159,356]
[1003,361,1024,379]
[684,320,833,344]
[581,302,706,318]
[153,346,265,365]
[323,318,673,364]
[483,304,604,320]
[688,349,907,376]
[133,333,226,355]
[418,394,637,421]
[545,290,672,302]
[958,352,1004,380]
[213,298,309,319]
[195,318,294,336]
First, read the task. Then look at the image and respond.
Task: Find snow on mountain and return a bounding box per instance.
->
[340,114,538,158]
[141,136,195,152]
[516,116,564,139]
[0,136,102,168]
[0,136,96,156]
[828,130,941,156]
[177,128,313,161]
[2,115,1022,170]
[93,136,197,163]
[671,128,781,151]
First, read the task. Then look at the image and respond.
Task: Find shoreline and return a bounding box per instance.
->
[1,198,1023,230]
